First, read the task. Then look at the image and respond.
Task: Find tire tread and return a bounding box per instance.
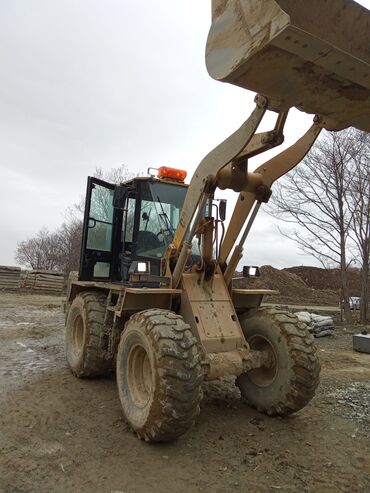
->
[118,309,203,442]
[66,291,112,378]
[237,307,320,416]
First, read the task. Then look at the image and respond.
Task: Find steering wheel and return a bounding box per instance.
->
[156,228,172,241]
[137,230,162,250]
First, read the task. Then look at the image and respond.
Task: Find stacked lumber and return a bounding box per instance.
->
[25,270,64,293]
[0,266,21,290]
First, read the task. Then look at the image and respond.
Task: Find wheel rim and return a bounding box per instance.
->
[248,335,277,387]
[127,344,153,408]
[71,314,84,357]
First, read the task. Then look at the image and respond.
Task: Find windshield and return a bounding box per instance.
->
[137,181,187,259]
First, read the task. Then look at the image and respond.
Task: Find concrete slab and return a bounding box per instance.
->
[353,333,370,354]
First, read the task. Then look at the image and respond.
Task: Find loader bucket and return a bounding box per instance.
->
[206,0,370,131]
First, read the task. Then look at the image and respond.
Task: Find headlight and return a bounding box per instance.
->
[242,265,260,278]
[129,261,151,275]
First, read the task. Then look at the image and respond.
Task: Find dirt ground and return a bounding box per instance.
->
[1,292,370,493]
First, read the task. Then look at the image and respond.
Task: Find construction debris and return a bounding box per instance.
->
[0,266,21,290]
[24,270,64,293]
[295,311,335,337]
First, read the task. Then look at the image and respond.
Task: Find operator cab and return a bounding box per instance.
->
[79,167,189,285]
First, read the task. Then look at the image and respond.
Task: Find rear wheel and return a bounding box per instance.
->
[65,292,112,377]
[116,309,203,442]
[236,307,320,415]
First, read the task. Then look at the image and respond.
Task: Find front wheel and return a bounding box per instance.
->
[236,308,320,416]
[116,309,203,442]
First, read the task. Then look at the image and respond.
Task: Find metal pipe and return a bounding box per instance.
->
[172,241,192,288]
[188,195,208,240]
[172,195,208,287]
[223,202,261,286]
[202,196,214,264]
[239,201,261,245]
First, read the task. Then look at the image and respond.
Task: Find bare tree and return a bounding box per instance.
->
[15,165,134,275]
[54,220,83,274]
[347,130,370,323]
[268,129,360,322]
[68,164,134,221]
[93,164,133,185]
[15,228,60,270]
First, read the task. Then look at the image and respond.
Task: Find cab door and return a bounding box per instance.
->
[79,177,117,281]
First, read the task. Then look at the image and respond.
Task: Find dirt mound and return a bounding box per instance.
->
[284,266,362,296]
[234,265,338,306]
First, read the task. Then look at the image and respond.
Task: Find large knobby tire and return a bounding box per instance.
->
[116,309,203,442]
[236,307,320,416]
[65,292,112,378]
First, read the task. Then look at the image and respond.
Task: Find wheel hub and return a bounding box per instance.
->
[127,344,153,408]
[247,335,277,387]
[72,315,84,357]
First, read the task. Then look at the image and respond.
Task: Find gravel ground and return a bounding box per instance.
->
[0,292,369,493]
[327,382,370,436]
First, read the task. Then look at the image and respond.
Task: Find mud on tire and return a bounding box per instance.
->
[116,309,203,442]
[65,292,112,377]
[236,307,320,416]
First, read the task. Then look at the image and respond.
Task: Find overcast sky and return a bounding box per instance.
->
[1,0,369,269]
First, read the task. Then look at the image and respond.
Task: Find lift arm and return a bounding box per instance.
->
[166,92,326,288]
[169,95,268,254]
[221,120,323,285]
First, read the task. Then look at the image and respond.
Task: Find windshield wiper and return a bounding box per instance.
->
[156,195,175,241]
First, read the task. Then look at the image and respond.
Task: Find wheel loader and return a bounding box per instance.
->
[65,0,370,442]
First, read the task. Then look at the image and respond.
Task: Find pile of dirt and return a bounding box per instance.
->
[234,265,338,306]
[284,266,363,295]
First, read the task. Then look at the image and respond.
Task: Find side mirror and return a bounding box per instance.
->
[219,199,227,221]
